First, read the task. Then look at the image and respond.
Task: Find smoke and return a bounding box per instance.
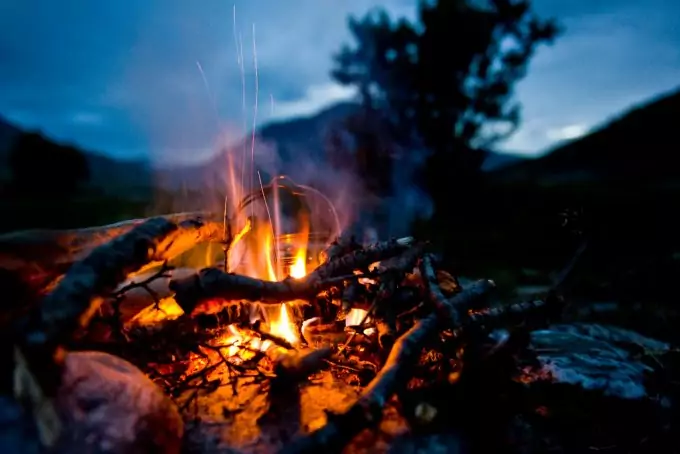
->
[154,116,432,248]
[115,2,432,244]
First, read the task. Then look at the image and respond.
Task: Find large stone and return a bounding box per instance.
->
[525,323,669,399]
[53,351,183,453]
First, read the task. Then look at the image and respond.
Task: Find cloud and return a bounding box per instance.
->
[545,124,589,141]
[269,84,357,120]
[0,0,679,161]
[70,112,104,126]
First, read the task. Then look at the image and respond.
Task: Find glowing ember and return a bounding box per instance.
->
[345,308,376,336]
[126,172,342,354]
[215,324,273,360]
[128,297,185,326]
[345,308,370,327]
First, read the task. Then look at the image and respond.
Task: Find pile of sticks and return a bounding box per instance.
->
[9,214,565,453]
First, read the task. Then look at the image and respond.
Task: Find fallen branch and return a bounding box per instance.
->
[455,296,564,336]
[169,238,416,314]
[278,278,495,454]
[0,212,221,281]
[307,237,414,284]
[271,347,333,386]
[16,216,220,400]
[321,234,362,262]
[420,255,493,325]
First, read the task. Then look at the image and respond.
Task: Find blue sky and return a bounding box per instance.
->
[1,0,679,163]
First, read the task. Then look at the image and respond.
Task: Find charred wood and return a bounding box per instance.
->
[271,347,333,387]
[0,212,222,290]
[457,296,565,335]
[170,239,417,313]
[321,234,362,262]
[13,215,219,445]
[307,237,414,284]
[420,255,494,325]
[193,301,258,329]
[279,277,495,454]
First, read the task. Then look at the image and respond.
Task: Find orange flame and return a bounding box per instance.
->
[269,303,298,346]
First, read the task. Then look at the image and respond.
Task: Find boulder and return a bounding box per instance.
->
[4,351,183,453]
[54,351,183,453]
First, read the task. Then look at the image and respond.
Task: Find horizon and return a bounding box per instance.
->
[1,0,679,163]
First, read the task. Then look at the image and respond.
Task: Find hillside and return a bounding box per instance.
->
[0,118,153,197]
[157,101,524,189]
[493,87,680,185]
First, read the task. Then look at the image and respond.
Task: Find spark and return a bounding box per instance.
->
[233,5,247,205]
[195,60,220,129]
[250,23,259,221]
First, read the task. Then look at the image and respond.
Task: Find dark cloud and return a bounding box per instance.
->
[0,0,678,160]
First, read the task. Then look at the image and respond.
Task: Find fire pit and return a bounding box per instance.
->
[5,176,677,454]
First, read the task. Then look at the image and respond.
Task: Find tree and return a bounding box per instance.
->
[332,0,559,191]
[9,132,90,196]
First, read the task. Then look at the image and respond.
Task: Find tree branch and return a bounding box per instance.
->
[278,278,495,454]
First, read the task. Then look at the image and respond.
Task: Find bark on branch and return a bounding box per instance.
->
[170,237,415,314]
[0,212,222,291]
[16,216,220,394]
[278,278,495,454]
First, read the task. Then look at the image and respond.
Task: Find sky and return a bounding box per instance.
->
[1,0,679,163]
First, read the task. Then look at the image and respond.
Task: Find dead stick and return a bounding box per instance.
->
[170,238,416,313]
[18,216,220,393]
[278,278,495,454]
[419,255,493,324]
[0,211,220,274]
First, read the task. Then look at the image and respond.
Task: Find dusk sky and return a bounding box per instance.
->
[1,0,679,163]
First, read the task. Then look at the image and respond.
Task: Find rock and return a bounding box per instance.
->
[522,323,669,399]
[53,351,183,453]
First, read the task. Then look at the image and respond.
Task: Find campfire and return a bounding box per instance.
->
[13,173,663,454]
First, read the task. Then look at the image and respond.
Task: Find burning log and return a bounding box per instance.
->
[26,216,220,346]
[169,237,417,314]
[279,278,495,454]
[321,234,362,262]
[13,216,220,446]
[271,347,333,387]
[308,237,414,283]
[0,211,221,291]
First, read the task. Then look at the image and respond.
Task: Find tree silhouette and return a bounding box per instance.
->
[332,0,559,197]
[9,132,90,196]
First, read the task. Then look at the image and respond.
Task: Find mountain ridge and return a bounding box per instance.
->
[492,86,680,184]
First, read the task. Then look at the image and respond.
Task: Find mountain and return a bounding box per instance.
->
[0,117,152,197]
[0,116,21,151]
[492,86,680,185]
[158,101,525,189]
[481,151,526,171]
[0,117,21,179]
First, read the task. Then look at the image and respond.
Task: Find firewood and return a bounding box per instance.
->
[419,255,493,325]
[0,211,222,292]
[30,216,220,345]
[308,237,414,284]
[13,216,219,448]
[271,347,333,386]
[169,238,417,313]
[321,234,362,262]
[278,278,495,454]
